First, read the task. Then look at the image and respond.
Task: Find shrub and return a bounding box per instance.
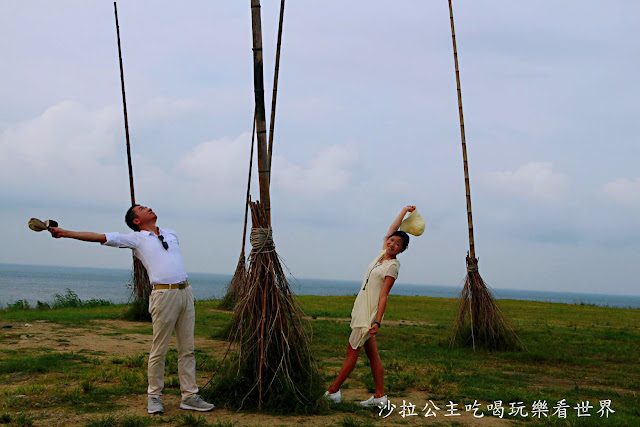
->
[3,289,112,312]
[5,300,30,310]
[36,301,51,310]
[121,295,151,323]
[52,289,83,309]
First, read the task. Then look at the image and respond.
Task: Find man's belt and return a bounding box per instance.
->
[152,281,189,290]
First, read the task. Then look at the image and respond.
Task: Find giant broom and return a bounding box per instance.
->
[447,0,523,351]
[114,2,151,321]
[204,0,323,412]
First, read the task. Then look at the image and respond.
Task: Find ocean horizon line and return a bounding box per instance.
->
[2,262,639,301]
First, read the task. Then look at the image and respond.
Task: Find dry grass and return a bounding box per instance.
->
[217,254,246,312]
[122,258,151,322]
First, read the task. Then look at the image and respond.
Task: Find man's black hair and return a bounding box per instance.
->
[125,204,140,231]
[389,230,410,250]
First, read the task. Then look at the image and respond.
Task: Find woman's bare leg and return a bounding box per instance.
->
[328,343,361,393]
[364,336,385,397]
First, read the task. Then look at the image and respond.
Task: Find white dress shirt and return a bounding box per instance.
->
[102,228,188,285]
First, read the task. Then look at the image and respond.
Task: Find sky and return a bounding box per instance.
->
[1,1,639,296]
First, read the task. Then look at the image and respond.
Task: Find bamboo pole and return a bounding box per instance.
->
[447,0,476,263]
[114,2,135,206]
[267,0,286,172]
[250,0,271,225]
[250,0,271,410]
[221,0,283,311]
[242,111,257,254]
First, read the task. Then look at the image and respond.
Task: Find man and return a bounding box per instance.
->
[49,204,214,414]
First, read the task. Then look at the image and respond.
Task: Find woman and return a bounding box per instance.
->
[325,205,415,407]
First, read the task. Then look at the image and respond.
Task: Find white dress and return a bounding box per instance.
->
[349,250,400,349]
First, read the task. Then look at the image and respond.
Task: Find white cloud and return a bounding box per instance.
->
[174,132,252,199]
[272,144,358,195]
[481,162,569,202]
[0,100,119,166]
[0,100,361,218]
[602,177,640,207]
[0,100,124,203]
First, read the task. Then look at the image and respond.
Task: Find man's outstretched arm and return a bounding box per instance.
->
[49,227,107,244]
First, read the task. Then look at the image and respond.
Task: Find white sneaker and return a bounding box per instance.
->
[180,394,215,412]
[147,395,163,414]
[323,389,341,403]
[360,395,388,407]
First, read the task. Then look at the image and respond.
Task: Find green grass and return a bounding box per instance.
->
[177,413,210,427]
[338,414,376,427]
[85,414,150,427]
[110,354,146,368]
[0,305,122,324]
[0,352,87,375]
[85,414,118,427]
[0,295,638,425]
[3,412,34,427]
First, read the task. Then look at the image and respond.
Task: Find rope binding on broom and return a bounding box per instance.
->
[466,254,479,273]
[249,227,274,253]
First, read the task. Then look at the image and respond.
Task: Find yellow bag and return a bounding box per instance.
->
[399,210,425,236]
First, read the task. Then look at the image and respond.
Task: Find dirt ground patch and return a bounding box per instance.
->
[531,374,633,396]
[22,390,514,426]
[103,390,514,426]
[1,319,514,426]
[201,308,439,327]
[303,316,438,327]
[1,320,229,358]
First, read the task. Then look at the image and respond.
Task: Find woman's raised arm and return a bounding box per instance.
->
[382,205,415,249]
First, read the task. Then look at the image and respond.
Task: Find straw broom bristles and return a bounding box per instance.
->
[123,256,152,322]
[204,201,323,412]
[215,254,245,341]
[236,200,320,409]
[450,255,525,351]
[218,253,247,311]
[131,257,149,299]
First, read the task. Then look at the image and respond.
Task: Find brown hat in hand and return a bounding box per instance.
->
[28,218,58,232]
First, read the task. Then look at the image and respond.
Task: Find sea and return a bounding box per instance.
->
[1,263,639,309]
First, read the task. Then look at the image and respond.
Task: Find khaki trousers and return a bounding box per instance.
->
[147,286,198,398]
